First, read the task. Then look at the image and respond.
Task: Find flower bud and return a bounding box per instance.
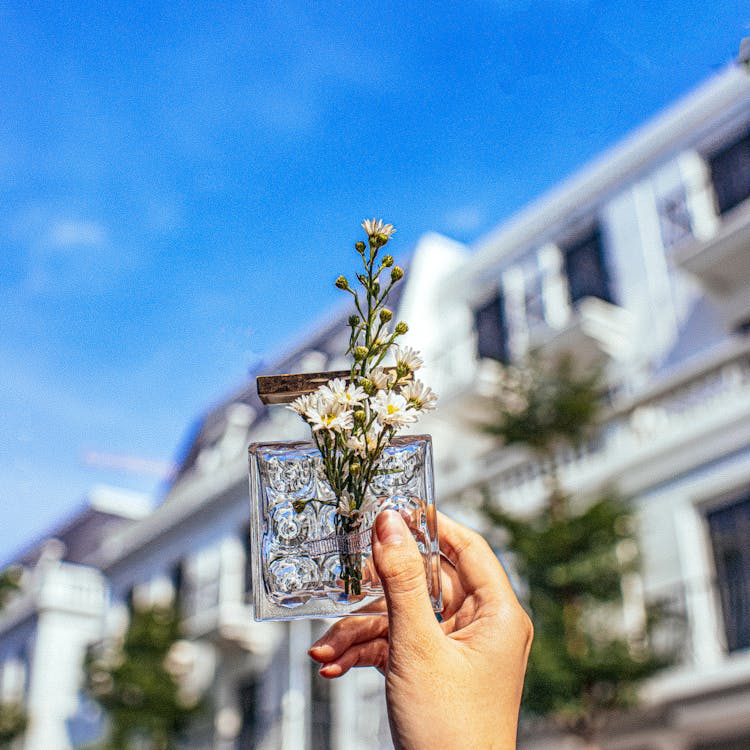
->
[350,461,361,475]
[380,308,392,323]
[354,346,369,361]
[348,315,360,327]
[391,266,404,282]
[382,254,394,267]
[395,321,408,335]
[355,241,366,253]
[335,276,349,290]
[359,378,375,395]
[353,408,367,424]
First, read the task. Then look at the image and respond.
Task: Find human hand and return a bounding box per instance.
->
[309,509,533,750]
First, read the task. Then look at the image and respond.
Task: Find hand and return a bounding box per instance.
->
[309,509,533,750]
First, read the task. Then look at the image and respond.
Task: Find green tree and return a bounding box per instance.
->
[0,565,27,749]
[0,567,22,611]
[85,600,201,750]
[481,356,673,749]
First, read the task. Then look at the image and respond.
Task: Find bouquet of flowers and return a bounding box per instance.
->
[287,219,437,595]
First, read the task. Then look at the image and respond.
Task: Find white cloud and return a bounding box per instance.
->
[3,206,141,296]
[48,219,107,248]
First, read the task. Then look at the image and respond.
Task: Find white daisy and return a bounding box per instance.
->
[346,429,380,457]
[321,378,367,407]
[369,367,392,390]
[372,390,417,427]
[288,392,315,419]
[394,346,423,373]
[306,400,353,433]
[400,379,438,411]
[362,218,395,239]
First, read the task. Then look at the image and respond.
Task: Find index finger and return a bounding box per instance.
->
[437,511,517,599]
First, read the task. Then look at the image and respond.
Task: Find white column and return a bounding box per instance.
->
[502,266,528,360]
[219,536,245,610]
[281,620,310,750]
[678,150,719,242]
[673,503,724,667]
[23,563,105,750]
[331,672,358,750]
[538,243,570,330]
[632,180,679,353]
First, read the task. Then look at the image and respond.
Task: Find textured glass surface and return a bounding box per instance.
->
[248,435,441,621]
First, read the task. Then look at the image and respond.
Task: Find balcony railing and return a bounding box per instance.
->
[643,574,750,710]
[180,580,279,654]
[36,562,106,617]
[452,341,750,507]
[0,562,106,633]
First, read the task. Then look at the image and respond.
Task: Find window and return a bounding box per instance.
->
[170,560,184,607]
[237,668,283,749]
[706,493,750,652]
[242,523,252,597]
[708,131,750,215]
[473,290,509,363]
[237,679,259,749]
[562,226,613,305]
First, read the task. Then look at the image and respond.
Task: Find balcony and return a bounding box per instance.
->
[528,295,635,370]
[182,598,280,655]
[431,296,635,439]
[0,562,106,635]
[644,577,750,717]
[451,339,750,510]
[36,563,106,618]
[672,198,750,328]
[180,571,280,655]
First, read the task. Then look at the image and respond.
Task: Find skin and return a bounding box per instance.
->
[309,509,534,750]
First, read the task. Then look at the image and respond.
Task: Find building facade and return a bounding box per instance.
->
[1,64,750,749]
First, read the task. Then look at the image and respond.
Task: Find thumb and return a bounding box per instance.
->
[373,509,441,646]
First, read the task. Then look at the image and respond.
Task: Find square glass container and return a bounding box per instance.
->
[248,434,441,620]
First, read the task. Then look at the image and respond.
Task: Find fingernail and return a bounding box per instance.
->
[376,509,406,545]
[309,644,334,662]
[320,663,342,678]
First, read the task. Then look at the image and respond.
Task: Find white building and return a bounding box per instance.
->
[1,64,749,749]
[0,486,150,749]
[427,65,750,750]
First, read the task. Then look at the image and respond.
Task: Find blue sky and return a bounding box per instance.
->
[1,0,747,561]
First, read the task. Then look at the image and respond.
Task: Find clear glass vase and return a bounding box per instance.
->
[248,434,441,621]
